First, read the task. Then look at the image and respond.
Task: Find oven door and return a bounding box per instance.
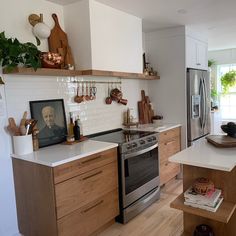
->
[121,143,159,208]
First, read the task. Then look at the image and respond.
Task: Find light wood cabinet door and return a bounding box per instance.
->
[159,127,181,185]
[58,189,119,236]
[160,161,180,185]
[55,161,118,219]
[53,148,117,184]
[159,127,180,144]
[159,138,180,164]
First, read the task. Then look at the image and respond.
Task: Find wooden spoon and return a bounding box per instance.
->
[19,111,28,135]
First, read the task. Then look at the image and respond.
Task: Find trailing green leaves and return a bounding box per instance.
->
[221,70,236,94]
[0,31,41,71]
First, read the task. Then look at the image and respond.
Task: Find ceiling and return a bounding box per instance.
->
[47,0,236,51]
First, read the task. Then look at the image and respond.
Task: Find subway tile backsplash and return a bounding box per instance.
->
[4,75,148,135]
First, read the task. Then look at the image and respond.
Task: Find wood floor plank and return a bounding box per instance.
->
[99,179,183,236]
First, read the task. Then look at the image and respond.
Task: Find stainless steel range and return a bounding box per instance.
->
[91,129,160,223]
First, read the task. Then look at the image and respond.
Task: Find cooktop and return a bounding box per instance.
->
[90,129,156,145]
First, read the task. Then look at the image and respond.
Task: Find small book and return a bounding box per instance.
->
[184,196,223,212]
[184,187,222,207]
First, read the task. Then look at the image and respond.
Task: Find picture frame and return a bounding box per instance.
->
[30,99,67,148]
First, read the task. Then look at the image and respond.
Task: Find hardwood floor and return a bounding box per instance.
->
[99,179,183,236]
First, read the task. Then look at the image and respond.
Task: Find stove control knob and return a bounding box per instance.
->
[152,136,157,141]
[139,140,145,145]
[126,144,132,150]
[147,137,153,142]
[132,142,138,148]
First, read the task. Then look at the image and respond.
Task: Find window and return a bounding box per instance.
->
[217,64,236,121]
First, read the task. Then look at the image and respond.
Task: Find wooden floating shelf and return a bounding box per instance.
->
[170,193,236,224]
[3,68,160,80]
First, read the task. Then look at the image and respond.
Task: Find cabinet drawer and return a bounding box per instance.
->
[53,148,117,184]
[159,138,180,163]
[55,161,118,219]
[158,127,180,144]
[58,189,119,236]
[160,161,180,185]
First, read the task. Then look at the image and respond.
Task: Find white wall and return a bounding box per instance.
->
[208,48,236,65]
[145,27,187,148]
[0,1,63,235]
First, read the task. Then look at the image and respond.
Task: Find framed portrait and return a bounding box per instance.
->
[30,99,67,148]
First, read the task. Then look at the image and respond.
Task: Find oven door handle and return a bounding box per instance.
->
[123,143,158,160]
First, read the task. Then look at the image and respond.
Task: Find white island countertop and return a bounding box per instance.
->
[169,138,236,172]
[11,140,118,167]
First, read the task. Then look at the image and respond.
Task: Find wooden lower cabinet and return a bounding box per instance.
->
[159,127,181,185]
[58,190,118,236]
[12,148,119,236]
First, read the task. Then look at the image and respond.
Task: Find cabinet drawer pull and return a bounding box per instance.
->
[164,140,175,145]
[81,200,104,214]
[81,155,102,164]
[82,170,103,181]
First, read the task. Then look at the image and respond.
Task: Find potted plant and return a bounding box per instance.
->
[0,31,41,72]
[208,59,216,68]
[220,70,236,94]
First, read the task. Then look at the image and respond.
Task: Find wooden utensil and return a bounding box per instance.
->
[19,111,27,135]
[48,13,75,69]
[8,117,20,136]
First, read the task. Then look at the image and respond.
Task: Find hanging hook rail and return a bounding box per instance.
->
[72,80,121,84]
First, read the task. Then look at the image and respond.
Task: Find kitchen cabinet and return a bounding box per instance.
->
[12,148,119,236]
[186,36,208,70]
[159,127,181,185]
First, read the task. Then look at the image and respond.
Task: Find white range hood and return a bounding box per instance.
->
[63,0,143,73]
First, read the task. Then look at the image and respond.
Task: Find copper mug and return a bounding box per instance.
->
[118,98,128,105]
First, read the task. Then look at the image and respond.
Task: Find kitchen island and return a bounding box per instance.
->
[169,138,236,235]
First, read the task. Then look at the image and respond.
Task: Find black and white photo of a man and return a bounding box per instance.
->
[39,106,66,146]
[30,99,67,147]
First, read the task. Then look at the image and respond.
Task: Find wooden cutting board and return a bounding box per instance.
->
[206,135,236,147]
[138,90,155,124]
[48,14,74,68]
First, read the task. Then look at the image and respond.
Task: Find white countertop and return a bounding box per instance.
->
[126,123,181,132]
[169,138,236,172]
[11,140,118,167]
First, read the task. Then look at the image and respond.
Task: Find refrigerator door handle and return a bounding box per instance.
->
[202,78,207,129]
[199,78,204,129]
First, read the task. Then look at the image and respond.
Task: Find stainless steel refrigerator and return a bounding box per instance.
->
[187,68,211,146]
